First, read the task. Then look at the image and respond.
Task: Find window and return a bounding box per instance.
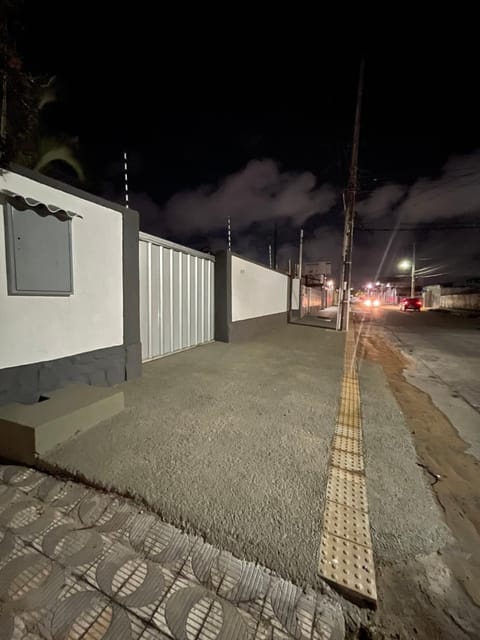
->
[4,203,73,296]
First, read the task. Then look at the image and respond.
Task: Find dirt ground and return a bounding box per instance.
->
[358,326,480,639]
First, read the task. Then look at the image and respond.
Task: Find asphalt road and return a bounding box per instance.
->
[372,306,480,459]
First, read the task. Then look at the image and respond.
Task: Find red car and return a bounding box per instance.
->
[400,297,422,311]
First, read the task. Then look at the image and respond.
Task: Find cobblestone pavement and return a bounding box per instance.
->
[0,465,345,640]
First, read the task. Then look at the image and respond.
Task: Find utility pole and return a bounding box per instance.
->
[337,59,365,331]
[411,243,416,297]
[227,217,232,250]
[268,243,272,268]
[298,228,304,317]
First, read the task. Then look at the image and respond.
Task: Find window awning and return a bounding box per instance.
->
[0,188,83,220]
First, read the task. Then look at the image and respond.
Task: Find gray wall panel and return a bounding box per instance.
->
[139,236,214,362]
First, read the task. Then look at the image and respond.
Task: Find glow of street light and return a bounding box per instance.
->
[366,282,373,289]
[398,259,411,270]
[327,279,334,287]
[376,281,381,286]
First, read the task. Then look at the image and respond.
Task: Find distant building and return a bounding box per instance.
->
[303,261,331,286]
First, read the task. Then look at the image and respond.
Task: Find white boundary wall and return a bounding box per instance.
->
[0,170,123,369]
[231,255,289,322]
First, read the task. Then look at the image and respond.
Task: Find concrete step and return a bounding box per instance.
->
[0,384,124,464]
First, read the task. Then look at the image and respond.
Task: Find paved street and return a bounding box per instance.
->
[376,307,480,459]
[355,307,480,637]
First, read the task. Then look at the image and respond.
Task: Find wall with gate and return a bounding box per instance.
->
[139,232,214,361]
[301,285,324,315]
[291,279,332,316]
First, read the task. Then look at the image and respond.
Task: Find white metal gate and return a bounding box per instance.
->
[139,232,215,362]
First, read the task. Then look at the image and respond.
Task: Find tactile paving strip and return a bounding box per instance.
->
[319,533,376,602]
[332,435,362,455]
[318,329,377,606]
[325,470,368,513]
[335,425,362,440]
[331,450,364,473]
[322,502,371,548]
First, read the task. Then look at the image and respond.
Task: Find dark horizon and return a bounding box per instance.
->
[5,6,479,287]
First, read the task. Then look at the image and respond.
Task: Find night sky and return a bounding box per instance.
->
[18,6,480,287]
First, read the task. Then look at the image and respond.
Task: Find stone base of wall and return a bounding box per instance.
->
[229,312,288,342]
[0,342,141,406]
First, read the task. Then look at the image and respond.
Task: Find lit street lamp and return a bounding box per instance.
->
[398,244,416,297]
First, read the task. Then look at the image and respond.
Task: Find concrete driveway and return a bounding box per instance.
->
[45,324,345,589]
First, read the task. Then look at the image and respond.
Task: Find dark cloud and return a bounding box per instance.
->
[121,151,478,285]
[397,150,480,222]
[161,160,338,235]
[357,184,407,219]
[357,149,480,223]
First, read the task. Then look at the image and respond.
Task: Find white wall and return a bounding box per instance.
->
[291,278,300,310]
[231,255,288,322]
[0,171,123,369]
[440,293,480,311]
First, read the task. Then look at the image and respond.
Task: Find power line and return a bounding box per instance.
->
[357,224,480,231]
[358,165,480,183]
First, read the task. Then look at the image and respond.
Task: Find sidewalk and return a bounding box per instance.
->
[0,465,344,639]
[1,320,470,637]
[290,307,338,330]
[44,324,345,590]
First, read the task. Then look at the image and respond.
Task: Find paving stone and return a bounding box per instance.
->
[0,465,345,639]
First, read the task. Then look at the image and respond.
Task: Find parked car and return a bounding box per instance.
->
[400,297,422,311]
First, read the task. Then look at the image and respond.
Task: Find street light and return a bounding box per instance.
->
[398,244,416,297]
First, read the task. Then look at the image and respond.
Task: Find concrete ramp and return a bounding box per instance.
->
[0,384,124,464]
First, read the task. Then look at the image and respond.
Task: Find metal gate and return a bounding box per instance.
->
[139,232,215,362]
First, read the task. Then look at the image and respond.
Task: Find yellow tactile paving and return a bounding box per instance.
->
[325,469,368,512]
[318,328,377,606]
[332,435,362,455]
[318,532,377,602]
